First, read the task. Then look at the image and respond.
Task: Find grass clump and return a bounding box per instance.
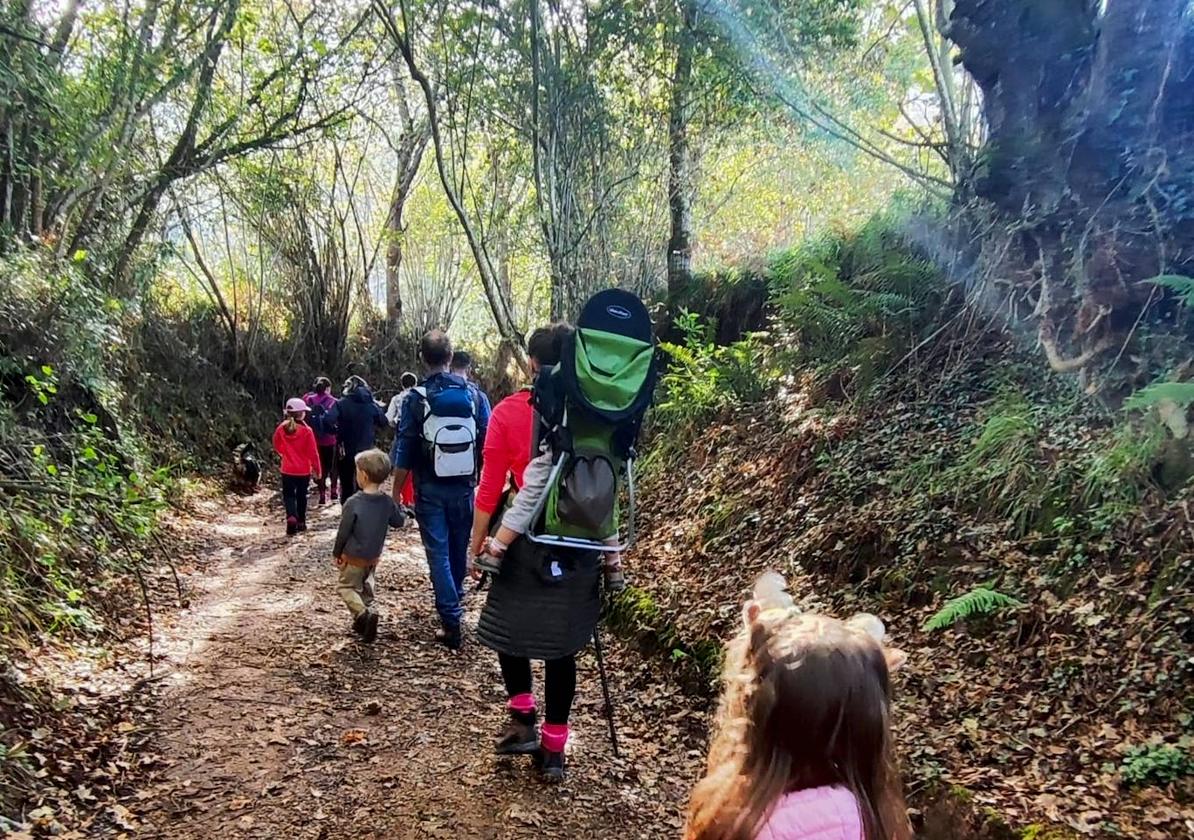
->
[1077,421,1166,511]
[946,390,1045,532]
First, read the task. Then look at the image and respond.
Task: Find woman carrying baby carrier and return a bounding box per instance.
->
[473,290,657,782]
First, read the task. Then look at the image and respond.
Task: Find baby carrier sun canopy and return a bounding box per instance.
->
[562,295,657,423]
[529,288,659,553]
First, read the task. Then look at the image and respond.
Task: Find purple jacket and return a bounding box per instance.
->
[303,391,338,447]
[756,786,863,840]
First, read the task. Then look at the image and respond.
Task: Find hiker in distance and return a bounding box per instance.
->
[385,371,418,428]
[387,371,419,513]
[390,330,487,651]
[303,377,339,505]
[325,375,387,504]
[450,350,492,440]
[472,290,659,782]
[272,398,321,536]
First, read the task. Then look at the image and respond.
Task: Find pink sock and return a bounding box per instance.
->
[541,723,568,752]
[508,693,536,714]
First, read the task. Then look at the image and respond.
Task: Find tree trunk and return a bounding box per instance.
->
[381,0,527,368]
[949,0,1194,386]
[113,2,239,287]
[666,0,696,299]
[385,213,404,324]
[384,109,429,325]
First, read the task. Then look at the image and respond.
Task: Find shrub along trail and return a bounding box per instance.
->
[125,490,704,839]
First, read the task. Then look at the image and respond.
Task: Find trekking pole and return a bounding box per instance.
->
[592,626,621,758]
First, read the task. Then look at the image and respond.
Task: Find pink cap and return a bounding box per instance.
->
[284,397,310,414]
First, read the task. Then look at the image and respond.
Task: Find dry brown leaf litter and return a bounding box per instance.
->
[115,492,703,838]
[631,393,1193,839]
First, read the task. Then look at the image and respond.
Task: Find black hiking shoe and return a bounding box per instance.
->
[435,626,462,651]
[352,613,368,636]
[495,710,539,755]
[361,612,379,644]
[534,748,566,783]
[297,519,308,533]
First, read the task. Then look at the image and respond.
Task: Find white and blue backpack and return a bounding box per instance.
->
[415,378,477,479]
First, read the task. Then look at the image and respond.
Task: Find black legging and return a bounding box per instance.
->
[337,448,358,503]
[498,653,576,725]
[281,474,309,522]
[317,443,337,494]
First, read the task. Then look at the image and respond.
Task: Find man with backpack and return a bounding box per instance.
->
[390,330,488,651]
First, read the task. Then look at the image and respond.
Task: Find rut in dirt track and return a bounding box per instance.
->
[133,492,704,840]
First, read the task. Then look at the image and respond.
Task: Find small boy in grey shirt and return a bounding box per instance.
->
[334,449,405,643]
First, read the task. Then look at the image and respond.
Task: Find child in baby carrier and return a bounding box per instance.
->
[474,447,625,589]
[471,289,659,591]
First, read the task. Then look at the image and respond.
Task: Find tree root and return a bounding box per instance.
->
[1039,328,1115,374]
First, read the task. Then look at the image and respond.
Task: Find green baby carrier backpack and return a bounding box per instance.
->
[527,289,659,553]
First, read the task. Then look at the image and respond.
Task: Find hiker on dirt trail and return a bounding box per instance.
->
[467,327,572,557]
[686,573,911,840]
[450,350,492,450]
[386,371,419,512]
[333,448,405,644]
[303,376,339,505]
[385,371,418,428]
[467,322,593,782]
[273,398,322,536]
[326,375,387,504]
[390,330,487,652]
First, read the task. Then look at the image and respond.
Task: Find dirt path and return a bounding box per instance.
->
[131,491,704,839]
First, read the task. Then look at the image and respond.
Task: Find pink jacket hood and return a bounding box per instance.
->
[756,786,863,840]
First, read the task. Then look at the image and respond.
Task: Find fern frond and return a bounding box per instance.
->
[1124,381,1194,412]
[1149,274,1194,307]
[923,586,1024,631]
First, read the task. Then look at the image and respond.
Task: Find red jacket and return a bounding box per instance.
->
[475,390,534,515]
[272,422,321,477]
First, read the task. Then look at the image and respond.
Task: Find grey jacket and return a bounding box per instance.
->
[333,492,404,560]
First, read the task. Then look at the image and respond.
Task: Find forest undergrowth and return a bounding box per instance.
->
[0,249,421,822]
[617,217,1194,838]
[3,212,1193,836]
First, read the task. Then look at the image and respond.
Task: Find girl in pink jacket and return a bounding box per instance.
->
[687,573,911,840]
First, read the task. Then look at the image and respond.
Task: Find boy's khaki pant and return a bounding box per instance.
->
[337,560,376,618]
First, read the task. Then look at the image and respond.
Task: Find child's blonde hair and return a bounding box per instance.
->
[355,449,392,485]
[687,578,910,840]
[284,411,302,434]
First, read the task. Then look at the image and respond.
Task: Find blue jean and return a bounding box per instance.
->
[415,482,474,630]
